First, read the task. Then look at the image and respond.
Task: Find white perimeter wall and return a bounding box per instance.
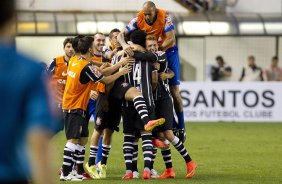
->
[17,0,188,13]
[178,36,278,81]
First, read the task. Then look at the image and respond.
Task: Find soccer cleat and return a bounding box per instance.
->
[71,170,86,180]
[97,162,107,178]
[152,139,170,149]
[159,168,176,179]
[144,118,165,131]
[84,162,100,179]
[122,172,133,180]
[150,169,160,178]
[60,172,82,181]
[186,160,197,179]
[133,171,139,179]
[142,169,151,179]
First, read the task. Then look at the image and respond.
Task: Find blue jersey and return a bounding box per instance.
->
[0,44,55,181]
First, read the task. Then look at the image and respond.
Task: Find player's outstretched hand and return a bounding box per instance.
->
[159,72,169,81]
[119,64,132,75]
[90,90,98,100]
[123,44,134,56]
[120,55,135,66]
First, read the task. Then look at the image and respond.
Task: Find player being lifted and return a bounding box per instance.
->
[118,1,187,142]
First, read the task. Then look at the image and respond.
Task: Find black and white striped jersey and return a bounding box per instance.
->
[153,56,171,101]
[122,52,156,107]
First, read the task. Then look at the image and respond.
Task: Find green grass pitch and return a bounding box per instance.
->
[51,122,282,184]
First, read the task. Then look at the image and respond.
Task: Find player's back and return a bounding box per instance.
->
[123,57,154,107]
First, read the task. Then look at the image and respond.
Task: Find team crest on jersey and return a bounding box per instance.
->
[121,82,129,88]
[90,65,102,78]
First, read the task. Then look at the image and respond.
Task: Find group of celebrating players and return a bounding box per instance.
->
[48,1,197,181]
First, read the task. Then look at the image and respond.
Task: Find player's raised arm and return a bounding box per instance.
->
[161,30,176,52]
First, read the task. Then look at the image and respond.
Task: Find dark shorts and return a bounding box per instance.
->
[122,105,155,134]
[153,97,173,132]
[95,93,122,132]
[63,109,89,140]
[166,46,180,86]
[111,79,132,100]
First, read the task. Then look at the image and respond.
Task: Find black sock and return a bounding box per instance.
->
[161,148,173,169]
[171,136,192,163]
[101,144,111,165]
[88,146,98,166]
[133,96,150,125]
[141,133,153,169]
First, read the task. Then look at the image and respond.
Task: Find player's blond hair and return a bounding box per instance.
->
[146,34,157,41]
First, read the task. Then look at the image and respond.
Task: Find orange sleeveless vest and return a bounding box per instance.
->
[62,57,95,111]
[137,9,173,48]
[50,56,67,104]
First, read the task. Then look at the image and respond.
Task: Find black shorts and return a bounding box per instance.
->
[154,97,173,132]
[111,79,132,100]
[95,93,122,131]
[122,105,155,134]
[63,110,89,140]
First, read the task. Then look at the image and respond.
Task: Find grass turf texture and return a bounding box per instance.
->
[51,122,282,183]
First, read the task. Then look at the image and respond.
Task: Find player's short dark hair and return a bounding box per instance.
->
[63,37,73,48]
[0,0,15,28]
[78,36,94,54]
[130,30,147,48]
[109,28,120,39]
[73,35,85,53]
[216,55,224,63]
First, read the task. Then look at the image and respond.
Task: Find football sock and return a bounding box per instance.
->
[171,136,191,163]
[88,146,98,166]
[132,141,139,172]
[141,133,153,169]
[176,111,185,129]
[150,147,157,169]
[101,144,111,165]
[123,134,134,171]
[72,145,78,170]
[76,145,85,174]
[161,148,173,169]
[133,96,150,124]
[62,142,76,176]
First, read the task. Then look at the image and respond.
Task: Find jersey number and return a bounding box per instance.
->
[133,63,141,84]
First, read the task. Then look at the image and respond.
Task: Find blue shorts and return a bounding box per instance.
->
[166,45,181,86]
[86,99,96,122]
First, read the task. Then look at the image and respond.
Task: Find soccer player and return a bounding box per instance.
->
[47,37,74,133]
[120,30,166,180]
[103,28,122,61]
[145,34,197,179]
[118,1,186,142]
[0,1,56,184]
[85,32,131,179]
[60,36,131,181]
